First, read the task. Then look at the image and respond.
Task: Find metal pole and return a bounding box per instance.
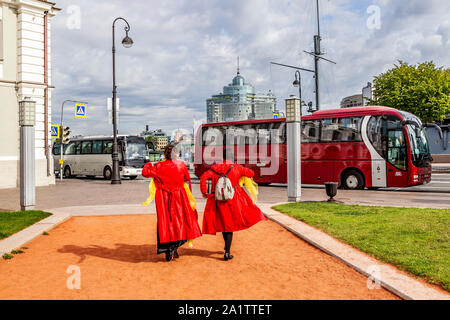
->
[20,126,35,210]
[60,99,87,180]
[314,0,321,111]
[111,21,121,184]
[314,36,320,111]
[287,113,301,201]
[286,96,302,203]
[111,17,131,185]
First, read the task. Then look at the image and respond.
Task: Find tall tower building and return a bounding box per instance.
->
[206,61,277,123]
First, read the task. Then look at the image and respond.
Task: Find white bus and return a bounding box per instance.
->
[53,135,149,180]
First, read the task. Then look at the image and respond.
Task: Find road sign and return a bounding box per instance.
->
[51,125,60,139]
[273,113,279,119]
[107,98,120,124]
[75,104,87,118]
[59,159,64,165]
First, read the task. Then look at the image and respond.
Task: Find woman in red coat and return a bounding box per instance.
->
[200,149,267,261]
[142,144,202,261]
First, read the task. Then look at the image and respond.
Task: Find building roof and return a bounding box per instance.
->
[232,75,245,86]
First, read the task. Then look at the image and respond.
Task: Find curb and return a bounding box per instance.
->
[0,212,71,257]
[260,203,450,301]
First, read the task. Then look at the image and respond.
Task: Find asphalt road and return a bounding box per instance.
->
[265,173,450,194]
[379,173,450,193]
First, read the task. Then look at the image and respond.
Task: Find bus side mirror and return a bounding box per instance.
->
[424,123,443,140]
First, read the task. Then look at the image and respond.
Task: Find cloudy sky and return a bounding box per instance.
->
[50,0,450,137]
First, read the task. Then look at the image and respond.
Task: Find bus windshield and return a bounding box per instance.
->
[406,124,431,167]
[125,141,148,161]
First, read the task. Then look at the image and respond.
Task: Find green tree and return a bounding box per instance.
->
[368,61,450,123]
[145,136,156,151]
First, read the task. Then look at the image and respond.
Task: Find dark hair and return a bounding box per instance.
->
[164,143,178,160]
[223,148,234,161]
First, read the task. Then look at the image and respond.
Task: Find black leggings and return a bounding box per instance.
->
[222,232,233,253]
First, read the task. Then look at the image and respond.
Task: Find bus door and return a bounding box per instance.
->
[255,122,286,183]
[386,118,408,187]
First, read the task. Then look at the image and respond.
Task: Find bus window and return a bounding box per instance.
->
[53,143,61,156]
[321,119,339,142]
[320,117,362,143]
[367,116,387,159]
[103,141,113,154]
[92,141,103,154]
[302,120,320,143]
[388,129,407,170]
[65,142,78,155]
[81,141,93,154]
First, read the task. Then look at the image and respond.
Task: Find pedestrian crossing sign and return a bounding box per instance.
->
[51,125,60,139]
[75,104,87,118]
[273,113,279,119]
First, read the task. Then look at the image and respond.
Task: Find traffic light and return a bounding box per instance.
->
[62,126,71,145]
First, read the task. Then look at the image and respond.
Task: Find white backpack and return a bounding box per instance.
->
[211,165,235,201]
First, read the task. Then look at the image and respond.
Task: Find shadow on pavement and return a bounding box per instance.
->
[58,243,223,263]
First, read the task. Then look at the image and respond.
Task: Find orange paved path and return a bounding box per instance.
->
[0,215,398,300]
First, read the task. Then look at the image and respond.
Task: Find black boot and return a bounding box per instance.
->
[224,252,234,261]
[165,251,173,262]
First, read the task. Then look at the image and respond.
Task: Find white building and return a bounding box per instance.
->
[0,0,59,189]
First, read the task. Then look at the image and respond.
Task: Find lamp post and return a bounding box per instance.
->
[111,17,133,185]
[285,95,302,202]
[293,71,302,106]
[19,98,36,211]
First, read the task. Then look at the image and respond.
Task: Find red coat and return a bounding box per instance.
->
[142,160,202,244]
[200,161,267,235]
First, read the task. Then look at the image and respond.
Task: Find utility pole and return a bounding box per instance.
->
[305,0,336,111]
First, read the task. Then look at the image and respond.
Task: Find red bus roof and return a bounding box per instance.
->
[202,106,407,127]
[311,106,401,118]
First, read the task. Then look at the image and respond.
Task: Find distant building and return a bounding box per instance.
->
[141,128,169,151]
[341,82,373,108]
[362,82,373,106]
[340,94,363,108]
[207,66,277,123]
[0,1,60,189]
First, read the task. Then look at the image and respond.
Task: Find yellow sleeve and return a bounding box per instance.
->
[184,183,197,211]
[141,179,157,207]
[239,176,259,203]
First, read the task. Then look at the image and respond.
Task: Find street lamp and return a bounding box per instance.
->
[293,70,302,107]
[285,95,302,202]
[111,17,133,185]
[19,98,36,210]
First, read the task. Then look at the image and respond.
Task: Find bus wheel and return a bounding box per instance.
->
[103,166,112,180]
[342,170,365,190]
[64,166,72,179]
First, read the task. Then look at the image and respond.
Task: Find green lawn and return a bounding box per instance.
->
[0,211,52,240]
[272,202,450,291]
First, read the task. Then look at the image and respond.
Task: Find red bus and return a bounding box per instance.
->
[194,106,432,190]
